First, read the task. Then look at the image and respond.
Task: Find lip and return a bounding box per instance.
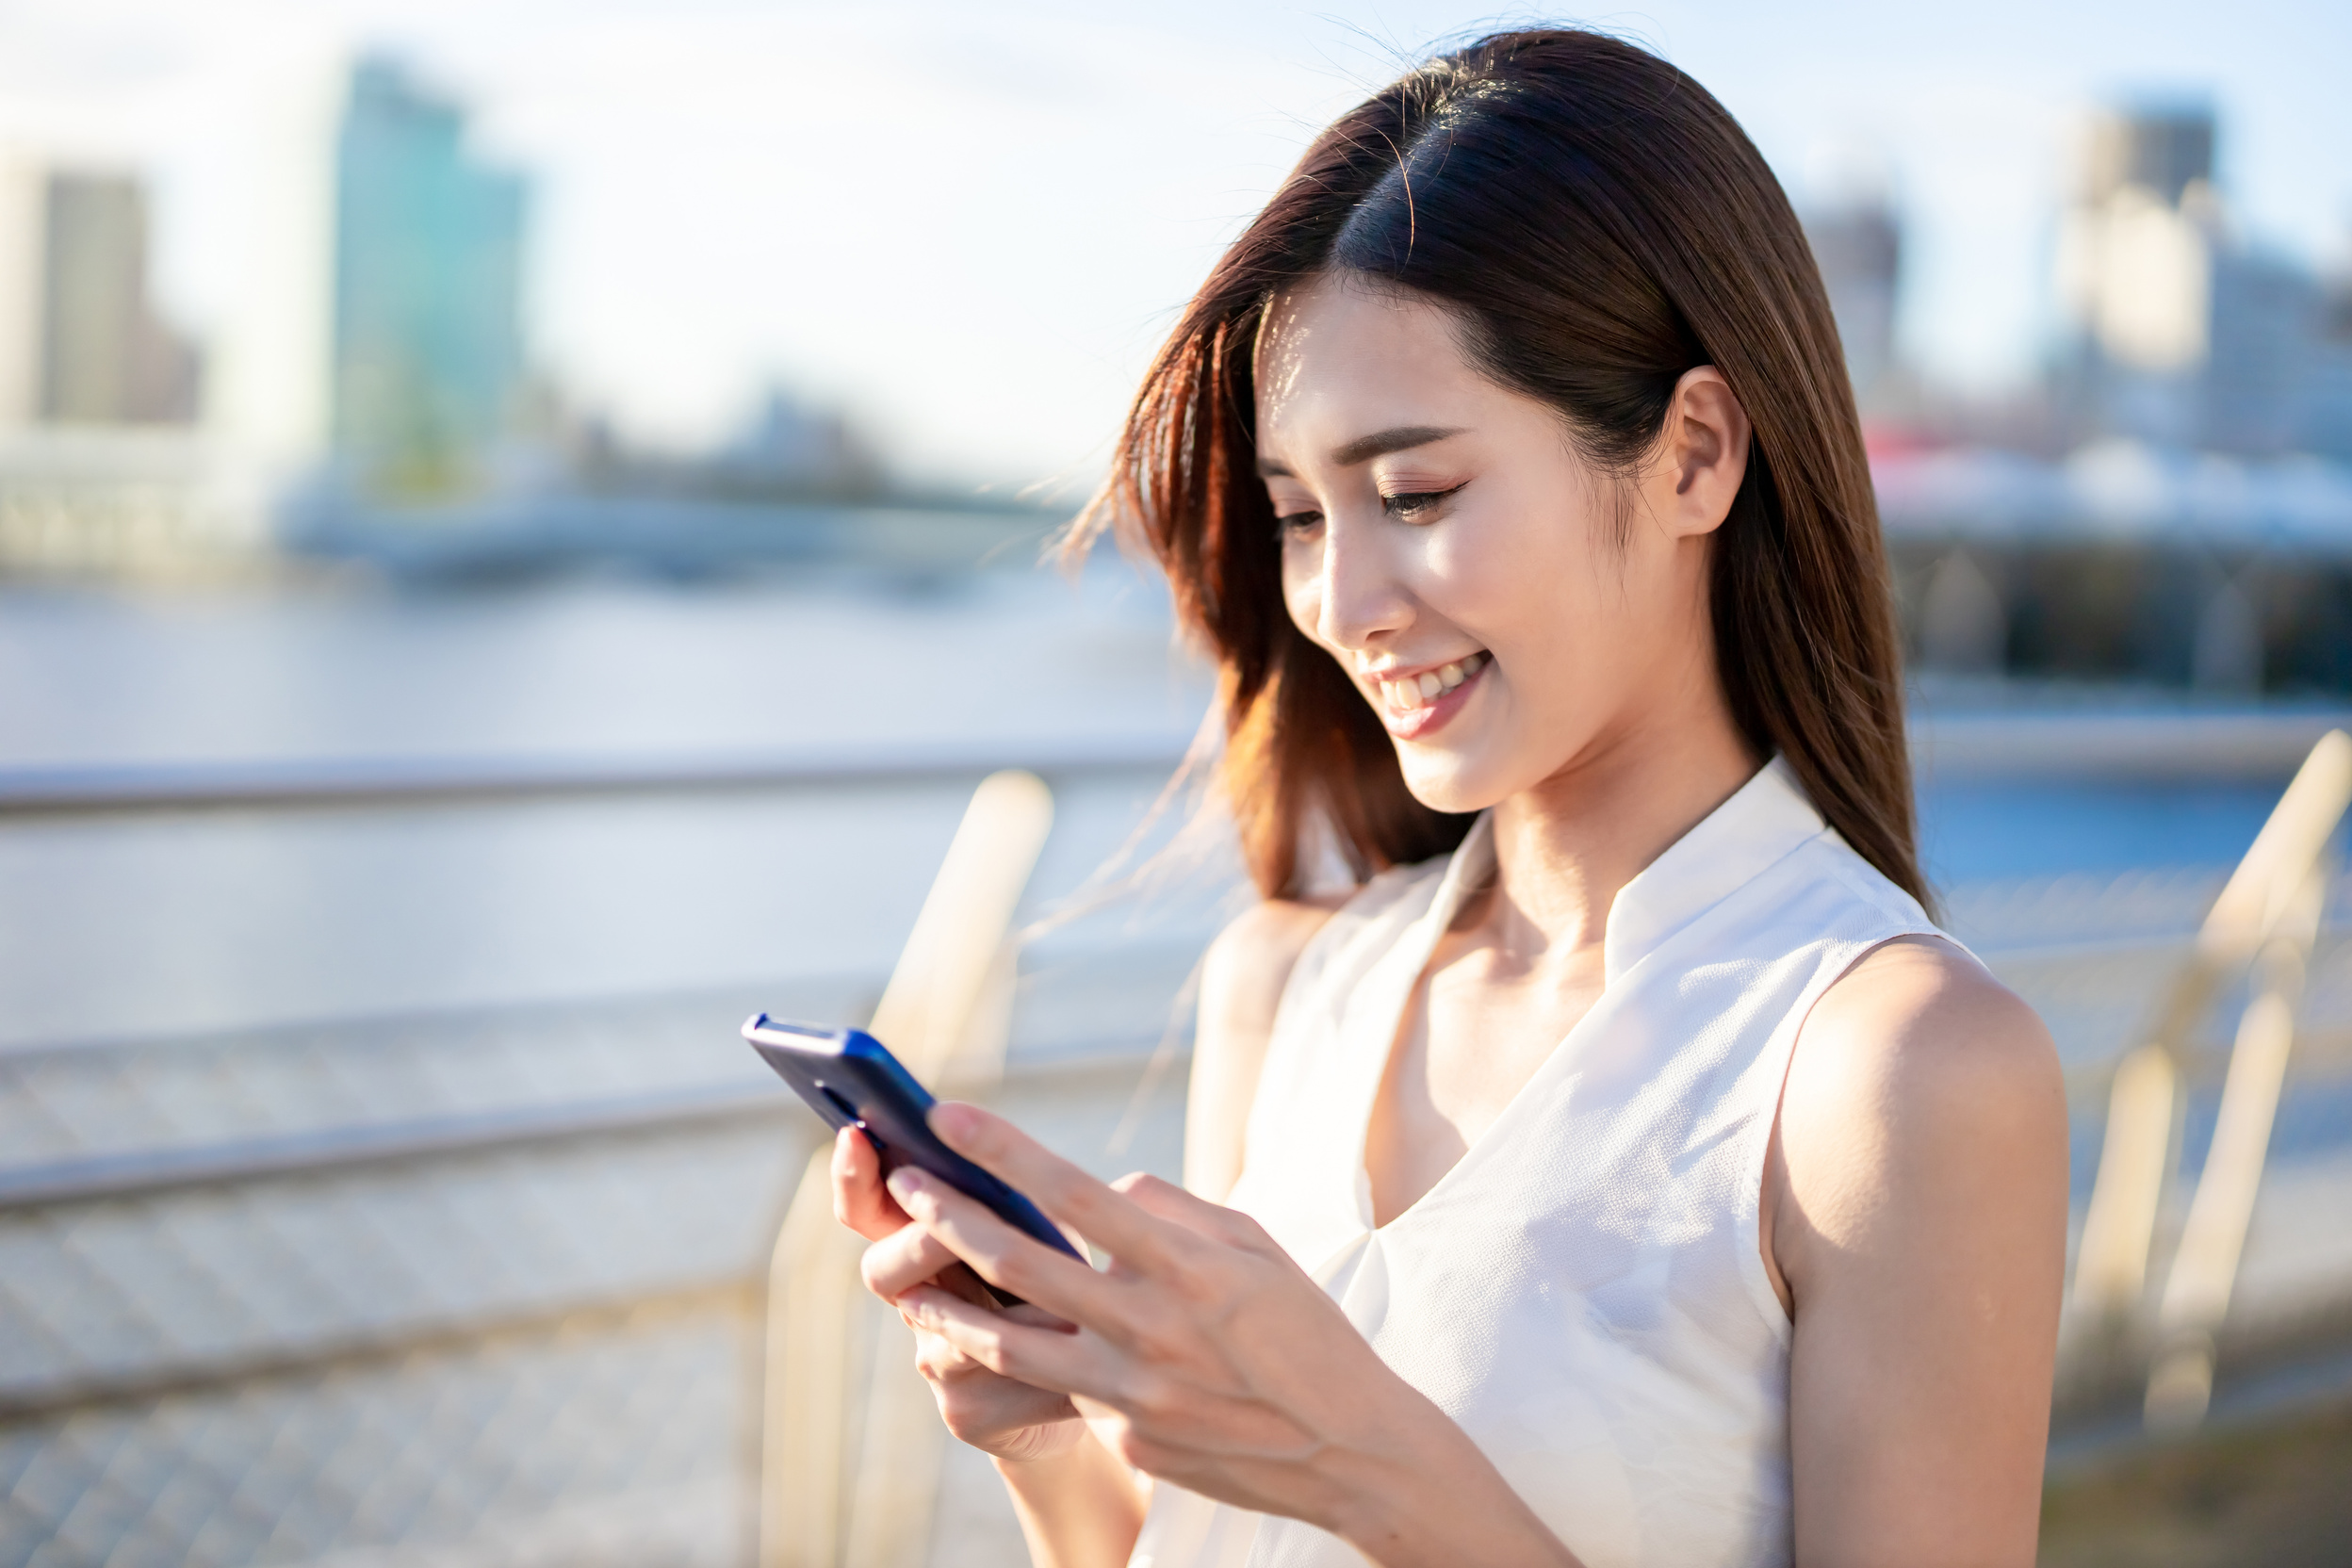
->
[1365,653,1489,742]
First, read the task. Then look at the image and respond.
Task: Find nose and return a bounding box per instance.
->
[1314,510,1413,653]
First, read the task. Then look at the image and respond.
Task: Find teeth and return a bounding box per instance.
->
[1376,652,1486,714]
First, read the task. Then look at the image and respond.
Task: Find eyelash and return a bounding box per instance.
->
[1276,482,1465,538]
[1382,483,1466,519]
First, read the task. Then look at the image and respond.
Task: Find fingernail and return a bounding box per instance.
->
[887,1168,927,1199]
[929,1102,977,1142]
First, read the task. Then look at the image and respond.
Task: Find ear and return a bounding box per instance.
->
[1646,366,1752,539]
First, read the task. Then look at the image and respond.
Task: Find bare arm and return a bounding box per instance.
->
[1184,897,1341,1201]
[992,898,1335,1562]
[1768,936,2068,1567]
[844,899,1339,1568]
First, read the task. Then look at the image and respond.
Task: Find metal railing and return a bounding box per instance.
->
[0,735,1189,820]
[2066,731,2352,1429]
[10,716,2352,1567]
[0,743,1187,1568]
[5,705,2347,825]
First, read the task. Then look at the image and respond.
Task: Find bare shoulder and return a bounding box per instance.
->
[1775,935,2067,1272]
[1184,898,1343,1200]
[1199,897,1345,1039]
[1791,936,2062,1132]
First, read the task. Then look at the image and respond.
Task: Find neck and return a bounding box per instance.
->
[1478,687,1758,972]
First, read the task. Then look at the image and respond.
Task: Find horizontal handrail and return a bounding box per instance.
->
[7,991,2330,1216]
[0,735,1194,820]
[8,709,2348,823]
[0,1041,1168,1212]
[0,1080,795,1210]
[1913,710,2352,781]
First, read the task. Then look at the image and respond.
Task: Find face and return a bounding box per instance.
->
[1254,273,1747,813]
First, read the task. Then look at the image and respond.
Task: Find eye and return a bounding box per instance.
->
[1381,482,1467,521]
[1276,510,1325,540]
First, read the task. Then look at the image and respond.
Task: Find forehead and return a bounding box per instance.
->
[1255,275,1490,445]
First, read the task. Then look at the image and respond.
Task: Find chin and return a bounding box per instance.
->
[1394,747,1511,817]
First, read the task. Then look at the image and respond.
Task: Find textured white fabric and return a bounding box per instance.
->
[1128,759,1942,1568]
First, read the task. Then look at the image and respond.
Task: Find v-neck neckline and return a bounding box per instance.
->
[1347,812,1517,1234]
[1343,758,1825,1236]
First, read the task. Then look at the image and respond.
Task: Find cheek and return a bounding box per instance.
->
[1280,551,1324,641]
[1428,528,1569,656]
[1424,510,1625,697]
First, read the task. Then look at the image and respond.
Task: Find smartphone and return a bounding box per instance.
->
[743,1014,1085,1279]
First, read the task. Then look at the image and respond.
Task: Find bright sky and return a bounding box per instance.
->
[2,0,2347,488]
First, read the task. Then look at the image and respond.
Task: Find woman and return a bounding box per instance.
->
[834,28,2066,1568]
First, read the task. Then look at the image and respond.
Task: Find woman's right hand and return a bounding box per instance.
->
[829,1125,1087,1462]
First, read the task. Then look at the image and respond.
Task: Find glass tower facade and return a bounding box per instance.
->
[332,57,526,498]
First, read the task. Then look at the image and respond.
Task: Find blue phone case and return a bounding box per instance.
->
[742,1014,1084,1271]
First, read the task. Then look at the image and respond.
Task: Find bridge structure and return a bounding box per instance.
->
[1878,443,2352,694]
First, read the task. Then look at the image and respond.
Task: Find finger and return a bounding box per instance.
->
[1110,1171,1270,1250]
[928,1102,1184,1271]
[860,1221,965,1301]
[900,1294,1072,1344]
[831,1125,906,1240]
[899,1285,1110,1399]
[887,1165,1119,1325]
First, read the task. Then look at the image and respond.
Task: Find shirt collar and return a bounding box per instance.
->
[1428,756,1827,987]
[1602,756,1825,983]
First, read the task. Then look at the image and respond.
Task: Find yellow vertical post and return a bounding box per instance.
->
[2145,862,2328,1428]
[766,1149,868,1568]
[759,771,1054,1568]
[2075,1043,2180,1313]
[2072,731,2352,1331]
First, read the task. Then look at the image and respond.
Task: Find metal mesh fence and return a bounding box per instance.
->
[2,873,2349,1566]
[3,1300,746,1568]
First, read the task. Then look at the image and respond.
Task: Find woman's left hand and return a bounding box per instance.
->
[885,1102,1579,1568]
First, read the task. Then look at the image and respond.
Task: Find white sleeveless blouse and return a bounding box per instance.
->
[1131,759,1942,1568]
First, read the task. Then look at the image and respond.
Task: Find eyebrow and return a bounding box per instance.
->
[1254,424,1465,479]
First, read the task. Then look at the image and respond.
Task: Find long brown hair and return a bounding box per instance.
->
[1075,28,1925,906]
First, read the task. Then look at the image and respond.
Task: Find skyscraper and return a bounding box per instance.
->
[0,165,201,428]
[1805,201,1903,414]
[40,174,202,425]
[2057,101,2219,407]
[331,57,526,498]
[2054,99,2348,455]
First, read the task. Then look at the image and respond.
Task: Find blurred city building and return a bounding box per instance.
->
[1806,195,1905,417]
[714,386,885,499]
[331,57,530,501]
[566,385,887,504]
[1828,97,2352,694]
[0,155,259,580]
[2056,101,2352,459]
[0,55,2346,662]
[4,172,202,425]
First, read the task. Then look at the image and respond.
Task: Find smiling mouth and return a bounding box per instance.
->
[1376,650,1487,716]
